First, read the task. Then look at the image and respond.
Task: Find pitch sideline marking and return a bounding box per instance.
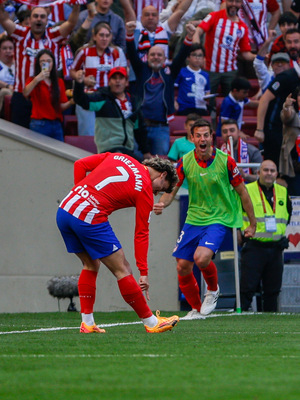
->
[0,312,298,336]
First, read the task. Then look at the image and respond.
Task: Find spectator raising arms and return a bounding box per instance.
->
[23,49,73,142]
[0,4,80,128]
[70,22,127,136]
[193,0,254,113]
[74,0,126,51]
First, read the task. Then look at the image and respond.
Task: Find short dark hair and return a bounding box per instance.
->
[190,118,213,135]
[221,118,239,129]
[284,28,300,38]
[0,35,14,48]
[231,77,252,91]
[17,9,31,23]
[188,43,205,57]
[278,12,298,26]
[185,113,201,123]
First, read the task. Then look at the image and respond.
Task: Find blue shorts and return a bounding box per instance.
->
[56,208,122,260]
[172,223,230,262]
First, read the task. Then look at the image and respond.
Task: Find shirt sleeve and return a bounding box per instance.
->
[176,157,185,187]
[199,11,215,32]
[227,156,243,187]
[238,24,251,52]
[267,0,280,12]
[73,153,111,184]
[71,48,85,70]
[134,187,154,275]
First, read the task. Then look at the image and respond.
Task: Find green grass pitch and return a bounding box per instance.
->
[0,311,299,400]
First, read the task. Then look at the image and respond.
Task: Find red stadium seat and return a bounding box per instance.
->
[3,95,12,121]
[63,115,78,136]
[169,116,186,135]
[64,135,97,153]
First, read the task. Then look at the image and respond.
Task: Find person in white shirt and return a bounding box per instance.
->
[0,35,14,114]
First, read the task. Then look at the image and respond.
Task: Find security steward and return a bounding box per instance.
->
[240,160,292,312]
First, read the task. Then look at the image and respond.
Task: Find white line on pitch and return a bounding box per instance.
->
[0,312,297,335]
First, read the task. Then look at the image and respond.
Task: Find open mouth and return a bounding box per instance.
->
[200,144,207,150]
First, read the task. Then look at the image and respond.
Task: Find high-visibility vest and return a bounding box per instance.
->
[242,181,289,242]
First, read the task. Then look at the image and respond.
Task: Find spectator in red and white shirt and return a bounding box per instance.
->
[238,0,280,51]
[0,4,79,128]
[70,22,127,136]
[193,0,254,107]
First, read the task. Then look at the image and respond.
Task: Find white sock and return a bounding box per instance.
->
[82,313,95,326]
[142,315,158,328]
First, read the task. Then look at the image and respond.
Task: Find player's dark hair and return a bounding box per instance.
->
[143,156,179,193]
[190,118,213,135]
[231,77,252,91]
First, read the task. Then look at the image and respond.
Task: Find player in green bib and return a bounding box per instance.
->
[154,119,256,319]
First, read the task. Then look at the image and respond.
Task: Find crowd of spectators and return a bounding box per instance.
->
[1,0,299,316]
[0,0,300,196]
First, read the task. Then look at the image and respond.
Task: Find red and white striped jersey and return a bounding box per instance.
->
[71,45,127,89]
[59,153,154,274]
[199,9,251,73]
[238,0,279,44]
[60,43,74,79]
[11,24,64,93]
[134,0,165,21]
[48,3,66,23]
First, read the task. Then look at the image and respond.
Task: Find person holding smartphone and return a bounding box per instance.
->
[23,49,74,141]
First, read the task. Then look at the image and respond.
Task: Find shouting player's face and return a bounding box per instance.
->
[191,126,213,160]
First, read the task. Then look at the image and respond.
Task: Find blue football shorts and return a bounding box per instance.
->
[172,223,230,262]
[56,208,122,260]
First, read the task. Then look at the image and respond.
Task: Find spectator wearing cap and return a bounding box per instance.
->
[70,21,127,136]
[73,66,151,161]
[254,29,291,95]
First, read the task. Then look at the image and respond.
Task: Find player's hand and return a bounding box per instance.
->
[139,276,150,301]
[153,201,165,215]
[126,21,136,35]
[244,224,256,238]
